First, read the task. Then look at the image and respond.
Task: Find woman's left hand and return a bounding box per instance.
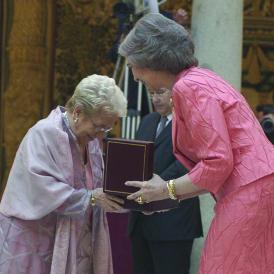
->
[92,188,128,213]
[125,174,168,203]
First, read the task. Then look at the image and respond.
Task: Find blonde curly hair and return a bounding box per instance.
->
[66,74,127,117]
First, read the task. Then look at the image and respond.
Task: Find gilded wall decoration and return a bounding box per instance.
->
[52,1,192,137]
[242,0,274,109]
[0,0,6,185]
[53,0,117,106]
[1,0,55,193]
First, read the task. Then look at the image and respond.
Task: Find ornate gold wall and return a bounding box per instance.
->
[0,0,55,194]
[51,0,192,108]
[53,0,117,106]
[242,0,274,111]
[0,0,5,188]
[0,0,274,193]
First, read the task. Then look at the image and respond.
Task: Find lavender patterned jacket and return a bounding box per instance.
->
[0,106,113,274]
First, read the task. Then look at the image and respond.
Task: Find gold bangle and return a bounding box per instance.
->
[90,192,96,206]
[166,179,177,200]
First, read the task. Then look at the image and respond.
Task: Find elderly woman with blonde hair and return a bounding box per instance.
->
[0,75,127,274]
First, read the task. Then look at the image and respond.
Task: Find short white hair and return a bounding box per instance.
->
[66,74,127,117]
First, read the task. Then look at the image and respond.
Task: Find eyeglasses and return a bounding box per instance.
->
[91,120,113,133]
[148,88,171,99]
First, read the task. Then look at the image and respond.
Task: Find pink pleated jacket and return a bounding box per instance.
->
[172,67,274,201]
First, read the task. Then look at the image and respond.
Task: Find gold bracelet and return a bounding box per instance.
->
[166,179,178,200]
[90,192,96,206]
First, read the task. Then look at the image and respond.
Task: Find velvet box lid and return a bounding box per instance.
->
[103,138,179,211]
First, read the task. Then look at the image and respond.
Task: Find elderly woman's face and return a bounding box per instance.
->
[130,66,162,91]
[129,64,175,95]
[73,110,118,144]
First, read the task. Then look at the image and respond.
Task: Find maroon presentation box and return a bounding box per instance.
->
[103,138,179,211]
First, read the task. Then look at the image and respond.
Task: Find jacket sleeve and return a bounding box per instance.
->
[1,124,91,220]
[172,80,234,194]
[31,125,93,217]
[159,160,188,181]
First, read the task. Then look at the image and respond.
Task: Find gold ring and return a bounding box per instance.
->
[136,196,144,204]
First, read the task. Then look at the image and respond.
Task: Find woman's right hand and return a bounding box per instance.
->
[92,188,129,213]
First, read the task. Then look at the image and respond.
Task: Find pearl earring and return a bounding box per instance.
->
[74,118,79,123]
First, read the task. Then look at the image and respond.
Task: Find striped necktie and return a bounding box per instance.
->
[156,116,168,138]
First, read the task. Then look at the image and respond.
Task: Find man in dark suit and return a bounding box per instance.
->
[129,87,203,274]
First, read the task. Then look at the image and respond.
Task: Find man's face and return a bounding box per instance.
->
[149,88,172,116]
[129,65,172,116]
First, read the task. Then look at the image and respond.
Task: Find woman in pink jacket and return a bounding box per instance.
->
[119,13,274,274]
